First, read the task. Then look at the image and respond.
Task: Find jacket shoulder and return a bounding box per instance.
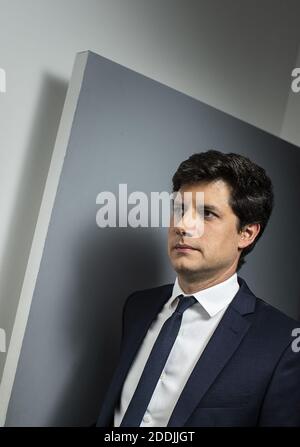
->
[251,295,300,352]
[238,276,299,330]
[255,296,299,327]
[124,283,173,308]
[130,283,173,297]
[123,284,173,311]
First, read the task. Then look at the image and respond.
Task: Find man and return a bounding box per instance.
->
[96,150,300,427]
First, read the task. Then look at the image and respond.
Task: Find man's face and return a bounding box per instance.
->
[168,179,243,280]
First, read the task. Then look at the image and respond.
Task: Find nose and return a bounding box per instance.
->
[175,227,185,236]
[175,225,194,238]
[172,208,203,238]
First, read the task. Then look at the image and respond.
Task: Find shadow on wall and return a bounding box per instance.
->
[0,74,68,379]
[46,224,167,426]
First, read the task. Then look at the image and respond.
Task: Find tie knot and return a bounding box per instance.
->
[175,294,197,315]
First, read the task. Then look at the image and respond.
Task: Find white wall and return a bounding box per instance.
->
[0,0,300,379]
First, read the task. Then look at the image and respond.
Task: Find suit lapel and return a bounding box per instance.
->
[167,276,256,427]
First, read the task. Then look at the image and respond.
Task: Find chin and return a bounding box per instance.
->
[172,260,200,275]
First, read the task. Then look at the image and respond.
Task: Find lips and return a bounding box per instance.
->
[174,243,198,250]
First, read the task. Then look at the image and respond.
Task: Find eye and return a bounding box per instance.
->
[203,209,217,219]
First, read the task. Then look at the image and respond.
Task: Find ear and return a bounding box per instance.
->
[238,223,261,249]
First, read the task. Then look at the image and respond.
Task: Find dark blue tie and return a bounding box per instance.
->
[120,294,197,427]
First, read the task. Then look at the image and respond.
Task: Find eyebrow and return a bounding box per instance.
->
[173,200,223,214]
[202,204,222,214]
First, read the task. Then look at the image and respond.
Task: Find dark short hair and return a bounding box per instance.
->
[172,149,274,270]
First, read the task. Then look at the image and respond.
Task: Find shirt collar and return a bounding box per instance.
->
[169,273,240,318]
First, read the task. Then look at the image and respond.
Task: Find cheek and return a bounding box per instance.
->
[218,227,240,254]
[203,224,236,247]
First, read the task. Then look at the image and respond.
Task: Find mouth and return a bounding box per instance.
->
[174,243,198,252]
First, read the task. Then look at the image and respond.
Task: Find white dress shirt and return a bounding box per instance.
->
[114,272,240,427]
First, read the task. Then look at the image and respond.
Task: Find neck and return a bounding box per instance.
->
[178,266,237,294]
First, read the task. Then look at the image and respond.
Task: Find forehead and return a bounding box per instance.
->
[178,179,232,209]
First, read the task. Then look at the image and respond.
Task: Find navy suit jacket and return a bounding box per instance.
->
[96,276,300,427]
